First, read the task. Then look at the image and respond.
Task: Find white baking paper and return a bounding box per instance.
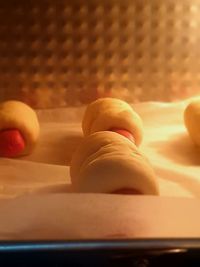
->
[0,100,200,239]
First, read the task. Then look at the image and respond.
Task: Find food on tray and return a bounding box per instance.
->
[184,98,200,146]
[82,98,143,146]
[70,131,159,195]
[108,128,135,143]
[0,101,40,157]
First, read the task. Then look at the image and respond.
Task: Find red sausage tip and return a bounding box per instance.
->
[0,129,25,158]
[109,128,135,143]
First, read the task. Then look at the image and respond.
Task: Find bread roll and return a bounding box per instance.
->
[0,100,40,157]
[70,131,159,195]
[184,98,200,146]
[82,98,143,146]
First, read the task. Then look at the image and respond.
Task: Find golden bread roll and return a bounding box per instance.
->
[82,98,143,146]
[0,100,40,157]
[70,131,159,195]
[184,98,200,146]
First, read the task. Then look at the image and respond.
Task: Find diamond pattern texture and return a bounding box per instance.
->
[0,0,200,107]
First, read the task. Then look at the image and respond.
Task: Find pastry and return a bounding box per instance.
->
[184,98,200,146]
[82,98,143,146]
[70,131,159,195]
[0,100,40,157]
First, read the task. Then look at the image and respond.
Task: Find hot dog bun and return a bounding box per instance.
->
[70,131,159,195]
[82,98,143,146]
[0,100,40,156]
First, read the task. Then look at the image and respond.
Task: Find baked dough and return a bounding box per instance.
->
[82,98,143,146]
[184,98,200,146]
[70,131,159,195]
[0,100,40,156]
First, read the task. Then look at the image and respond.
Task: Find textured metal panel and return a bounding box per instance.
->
[0,0,199,107]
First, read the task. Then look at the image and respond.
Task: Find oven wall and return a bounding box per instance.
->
[0,0,199,108]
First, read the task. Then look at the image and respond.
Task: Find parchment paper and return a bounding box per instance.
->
[0,100,200,239]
